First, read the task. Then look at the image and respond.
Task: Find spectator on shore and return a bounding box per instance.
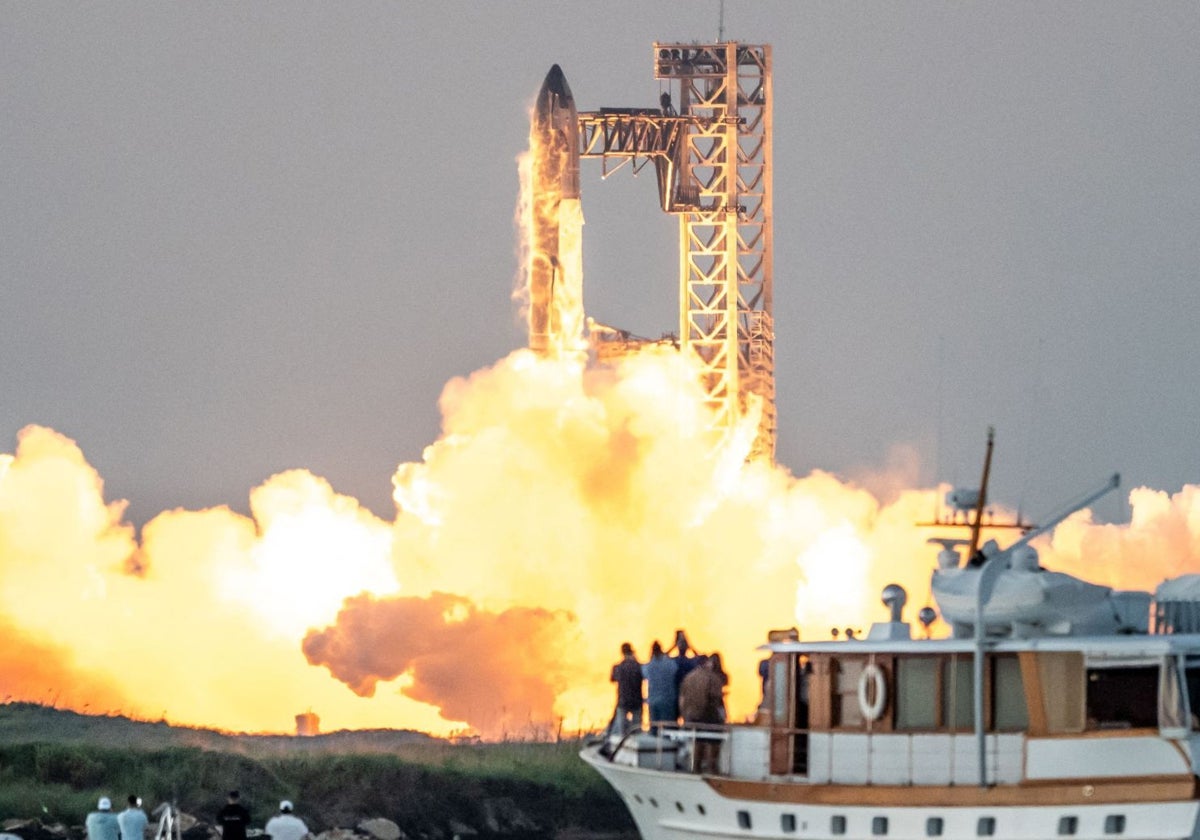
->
[642,640,679,730]
[117,795,148,840]
[217,791,251,840]
[86,798,120,840]
[264,800,310,840]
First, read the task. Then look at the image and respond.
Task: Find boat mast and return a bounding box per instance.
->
[971,427,996,789]
[966,426,994,562]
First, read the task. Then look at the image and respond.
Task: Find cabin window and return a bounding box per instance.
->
[992,654,1028,730]
[896,657,939,730]
[737,811,752,830]
[943,655,974,729]
[831,816,847,835]
[1185,660,1200,730]
[1087,666,1157,729]
[1159,656,1187,732]
[1104,815,1126,835]
[781,814,797,833]
[926,817,944,837]
[977,816,996,836]
[1058,816,1079,836]
[833,658,866,728]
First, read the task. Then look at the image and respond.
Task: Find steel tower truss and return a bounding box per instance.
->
[577,43,775,460]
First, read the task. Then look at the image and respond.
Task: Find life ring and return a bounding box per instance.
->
[857,663,887,721]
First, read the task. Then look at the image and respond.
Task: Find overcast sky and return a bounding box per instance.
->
[4,2,1198,526]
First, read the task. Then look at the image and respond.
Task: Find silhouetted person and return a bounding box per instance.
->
[642,640,679,730]
[710,651,729,722]
[217,791,251,840]
[671,629,699,699]
[679,655,725,773]
[609,641,644,735]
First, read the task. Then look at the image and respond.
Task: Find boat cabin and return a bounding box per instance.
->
[760,634,1200,786]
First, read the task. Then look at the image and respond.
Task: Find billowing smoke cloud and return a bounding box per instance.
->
[1041,485,1200,589]
[303,592,576,736]
[3,355,1200,738]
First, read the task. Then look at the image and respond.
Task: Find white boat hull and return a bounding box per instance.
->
[582,744,1200,840]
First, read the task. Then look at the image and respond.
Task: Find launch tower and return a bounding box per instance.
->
[532,42,775,461]
[582,43,774,461]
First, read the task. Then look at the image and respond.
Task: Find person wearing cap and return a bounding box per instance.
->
[264,800,310,840]
[86,797,120,840]
[216,791,251,840]
[117,795,148,840]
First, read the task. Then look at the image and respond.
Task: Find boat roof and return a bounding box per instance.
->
[764,631,1200,658]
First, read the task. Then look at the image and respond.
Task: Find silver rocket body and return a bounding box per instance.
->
[528,64,582,355]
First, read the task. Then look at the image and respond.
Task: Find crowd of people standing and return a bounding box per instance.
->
[608,630,728,736]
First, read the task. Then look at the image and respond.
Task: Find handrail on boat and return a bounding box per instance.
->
[601,720,736,772]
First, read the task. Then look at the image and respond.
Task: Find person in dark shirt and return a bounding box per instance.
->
[217,791,251,840]
[671,629,700,701]
[608,642,644,735]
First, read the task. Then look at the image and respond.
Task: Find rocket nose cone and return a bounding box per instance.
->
[539,63,573,104]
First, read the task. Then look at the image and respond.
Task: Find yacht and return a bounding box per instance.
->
[581,434,1200,840]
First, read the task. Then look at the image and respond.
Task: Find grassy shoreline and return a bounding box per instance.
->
[0,704,634,838]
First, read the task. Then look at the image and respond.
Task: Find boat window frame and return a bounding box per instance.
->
[894,654,941,731]
[1159,654,1189,738]
[1084,660,1160,732]
[1184,656,1200,732]
[891,652,1022,733]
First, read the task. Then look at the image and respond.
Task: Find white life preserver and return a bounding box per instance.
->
[857,663,887,721]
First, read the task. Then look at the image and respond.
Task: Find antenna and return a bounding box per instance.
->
[965,427,995,561]
[718,0,725,41]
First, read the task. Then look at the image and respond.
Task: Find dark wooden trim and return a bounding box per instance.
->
[1018,651,1047,736]
[705,775,1199,807]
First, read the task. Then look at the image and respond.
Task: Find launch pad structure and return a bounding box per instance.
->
[534,42,776,462]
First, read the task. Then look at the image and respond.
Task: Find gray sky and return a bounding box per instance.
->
[4,2,1198,526]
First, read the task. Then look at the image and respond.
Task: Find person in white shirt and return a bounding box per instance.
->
[264,801,310,840]
[117,796,148,840]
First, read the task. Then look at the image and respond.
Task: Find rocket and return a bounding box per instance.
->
[528,64,582,356]
[533,64,580,199]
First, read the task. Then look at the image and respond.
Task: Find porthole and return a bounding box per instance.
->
[675,802,684,813]
[633,794,642,804]
[781,814,796,833]
[697,804,706,816]
[649,798,658,808]
[977,817,996,837]
[872,816,889,836]
[1058,816,1078,836]
[1104,815,1126,835]
[737,811,752,830]
[926,817,944,837]
[831,815,847,835]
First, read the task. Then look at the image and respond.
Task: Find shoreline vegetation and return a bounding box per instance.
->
[0,703,635,840]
